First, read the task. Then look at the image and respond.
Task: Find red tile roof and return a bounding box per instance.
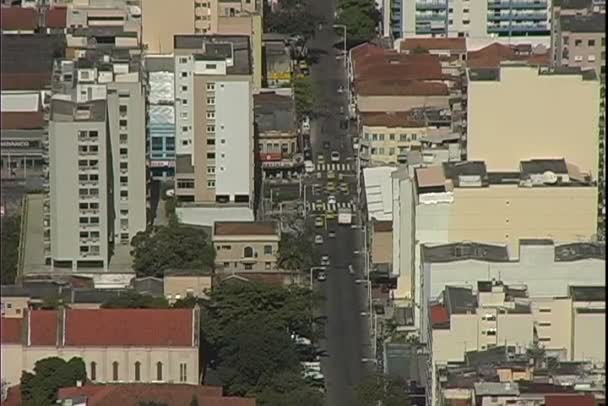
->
[1,7,38,31]
[214,221,279,236]
[430,304,450,327]
[361,112,425,128]
[30,310,58,346]
[356,80,449,97]
[467,43,550,68]
[1,73,52,90]
[373,220,393,232]
[350,42,387,64]
[545,394,596,406]
[64,309,194,347]
[46,7,67,29]
[1,317,22,344]
[3,385,22,406]
[1,112,45,130]
[400,38,466,52]
[58,384,254,406]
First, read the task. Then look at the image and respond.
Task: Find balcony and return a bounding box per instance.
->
[416,13,447,21]
[416,1,447,10]
[488,12,546,20]
[488,1,548,10]
[487,23,548,32]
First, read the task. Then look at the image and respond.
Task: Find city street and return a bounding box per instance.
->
[304,4,374,405]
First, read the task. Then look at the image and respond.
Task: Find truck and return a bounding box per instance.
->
[338,207,352,225]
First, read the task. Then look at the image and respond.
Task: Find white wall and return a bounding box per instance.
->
[174,56,194,157]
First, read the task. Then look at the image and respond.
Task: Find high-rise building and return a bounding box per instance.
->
[47,44,147,272]
[173,35,254,226]
[391,0,552,42]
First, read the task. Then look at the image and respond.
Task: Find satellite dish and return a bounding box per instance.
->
[542,171,558,184]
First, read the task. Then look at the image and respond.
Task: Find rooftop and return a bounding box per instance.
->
[356,79,449,97]
[467,43,550,69]
[1,112,45,130]
[569,286,606,301]
[545,394,597,406]
[174,35,252,75]
[554,0,596,8]
[0,7,37,31]
[473,382,520,397]
[469,64,598,82]
[45,6,68,29]
[50,99,107,122]
[555,242,605,261]
[254,92,295,133]
[444,286,477,315]
[400,37,466,52]
[1,34,66,75]
[560,13,605,33]
[373,220,392,233]
[422,242,510,263]
[214,221,279,237]
[360,111,425,128]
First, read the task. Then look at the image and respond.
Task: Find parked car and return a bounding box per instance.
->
[315,235,324,244]
[328,195,337,205]
[328,230,336,238]
[317,271,327,281]
[315,217,324,228]
[321,255,330,266]
[331,151,340,162]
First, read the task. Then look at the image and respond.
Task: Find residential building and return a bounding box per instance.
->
[212,221,281,272]
[263,34,293,88]
[466,42,551,68]
[163,269,213,303]
[362,166,398,222]
[467,64,601,180]
[173,35,255,227]
[551,13,605,77]
[371,221,393,271]
[64,1,141,36]
[145,55,176,179]
[0,308,201,389]
[47,44,147,272]
[56,383,256,406]
[254,92,300,180]
[391,0,552,42]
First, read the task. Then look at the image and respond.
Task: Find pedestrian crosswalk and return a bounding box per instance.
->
[316,163,353,172]
[308,201,355,213]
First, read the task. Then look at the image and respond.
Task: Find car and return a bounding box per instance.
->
[314,217,324,228]
[328,195,336,205]
[317,153,325,164]
[326,182,336,192]
[339,106,344,114]
[331,151,340,162]
[327,171,336,180]
[339,183,349,194]
[339,119,348,130]
[315,235,324,244]
[304,148,313,160]
[317,271,327,281]
[348,264,354,274]
[321,255,330,266]
[328,230,336,238]
[337,85,344,93]
[323,141,330,149]
[304,160,314,173]
[326,212,337,220]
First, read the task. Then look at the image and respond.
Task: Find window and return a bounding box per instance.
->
[120,176,128,183]
[120,133,128,143]
[539,308,552,313]
[179,57,188,64]
[588,55,596,62]
[207,153,215,159]
[112,361,119,381]
[539,337,551,342]
[265,262,271,270]
[575,39,582,46]
[389,134,395,141]
[181,85,188,92]
[90,362,97,381]
[588,39,596,47]
[80,217,89,224]
[177,180,195,189]
[207,125,215,133]
[378,134,385,141]
[574,55,583,62]
[182,126,189,132]
[134,361,141,381]
[119,105,127,114]
[463,20,470,25]
[370,148,377,155]
[207,166,215,174]
[120,148,128,156]
[207,97,215,105]
[156,362,163,381]
[119,119,128,128]
[89,131,98,138]
[389,148,395,155]
[152,137,163,151]
[244,263,253,270]
[411,134,417,141]
[264,245,272,255]
[243,246,254,258]
[181,71,188,78]
[120,190,128,198]
[207,111,215,119]
[179,363,187,382]
[207,139,215,145]
[207,83,215,91]
[207,180,215,188]
[206,63,217,69]
[372,134,378,141]
[400,134,407,142]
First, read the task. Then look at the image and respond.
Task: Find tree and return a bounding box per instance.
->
[20,357,87,406]
[101,291,169,309]
[336,0,380,46]
[356,373,411,406]
[277,226,320,271]
[293,76,323,119]
[130,224,215,277]
[1,214,21,285]
[255,371,324,406]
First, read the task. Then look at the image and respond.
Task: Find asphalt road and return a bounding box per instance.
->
[304,6,373,405]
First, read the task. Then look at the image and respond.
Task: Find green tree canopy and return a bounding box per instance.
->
[277,226,320,271]
[356,373,411,406]
[101,291,169,309]
[336,0,380,45]
[293,76,322,119]
[254,371,325,406]
[130,224,215,277]
[1,214,21,285]
[21,357,86,406]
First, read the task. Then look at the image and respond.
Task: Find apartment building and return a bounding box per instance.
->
[467,64,601,180]
[146,55,176,179]
[552,13,605,77]
[173,36,253,209]
[212,221,281,272]
[47,45,147,271]
[0,308,200,388]
[391,0,552,42]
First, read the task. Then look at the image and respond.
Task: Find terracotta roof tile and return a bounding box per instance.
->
[430,304,450,327]
[1,7,38,31]
[1,112,45,129]
[58,384,253,406]
[30,310,58,346]
[467,43,550,68]
[400,38,466,52]
[356,80,449,97]
[1,317,22,344]
[46,7,67,29]
[361,112,425,128]
[64,309,194,347]
[1,73,52,90]
[3,385,22,406]
[214,221,278,237]
[218,272,295,286]
[373,221,393,233]
[545,394,596,406]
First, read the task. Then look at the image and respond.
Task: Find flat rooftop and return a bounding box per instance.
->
[174,35,251,75]
[50,99,107,122]
[560,13,605,33]
[469,64,598,82]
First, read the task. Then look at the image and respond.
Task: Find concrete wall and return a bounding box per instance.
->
[357,95,449,113]
[573,307,605,362]
[530,297,573,360]
[142,0,195,54]
[214,236,280,272]
[164,275,213,302]
[2,345,199,389]
[467,66,601,180]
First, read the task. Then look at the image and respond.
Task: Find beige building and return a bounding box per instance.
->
[371,220,393,269]
[163,270,213,303]
[213,221,281,272]
[355,80,450,113]
[466,65,601,180]
[0,308,200,389]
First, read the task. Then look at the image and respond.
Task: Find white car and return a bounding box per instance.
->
[315,217,324,228]
[328,230,336,238]
[328,195,337,205]
[331,151,340,162]
[315,235,324,244]
[321,255,330,266]
[337,85,344,94]
[317,271,327,281]
[317,153,325,164]
[348,264,354,274]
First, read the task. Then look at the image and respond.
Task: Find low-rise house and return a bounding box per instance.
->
[213,221,281,272]
[1,308,201,388]
[163,269,213,304]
